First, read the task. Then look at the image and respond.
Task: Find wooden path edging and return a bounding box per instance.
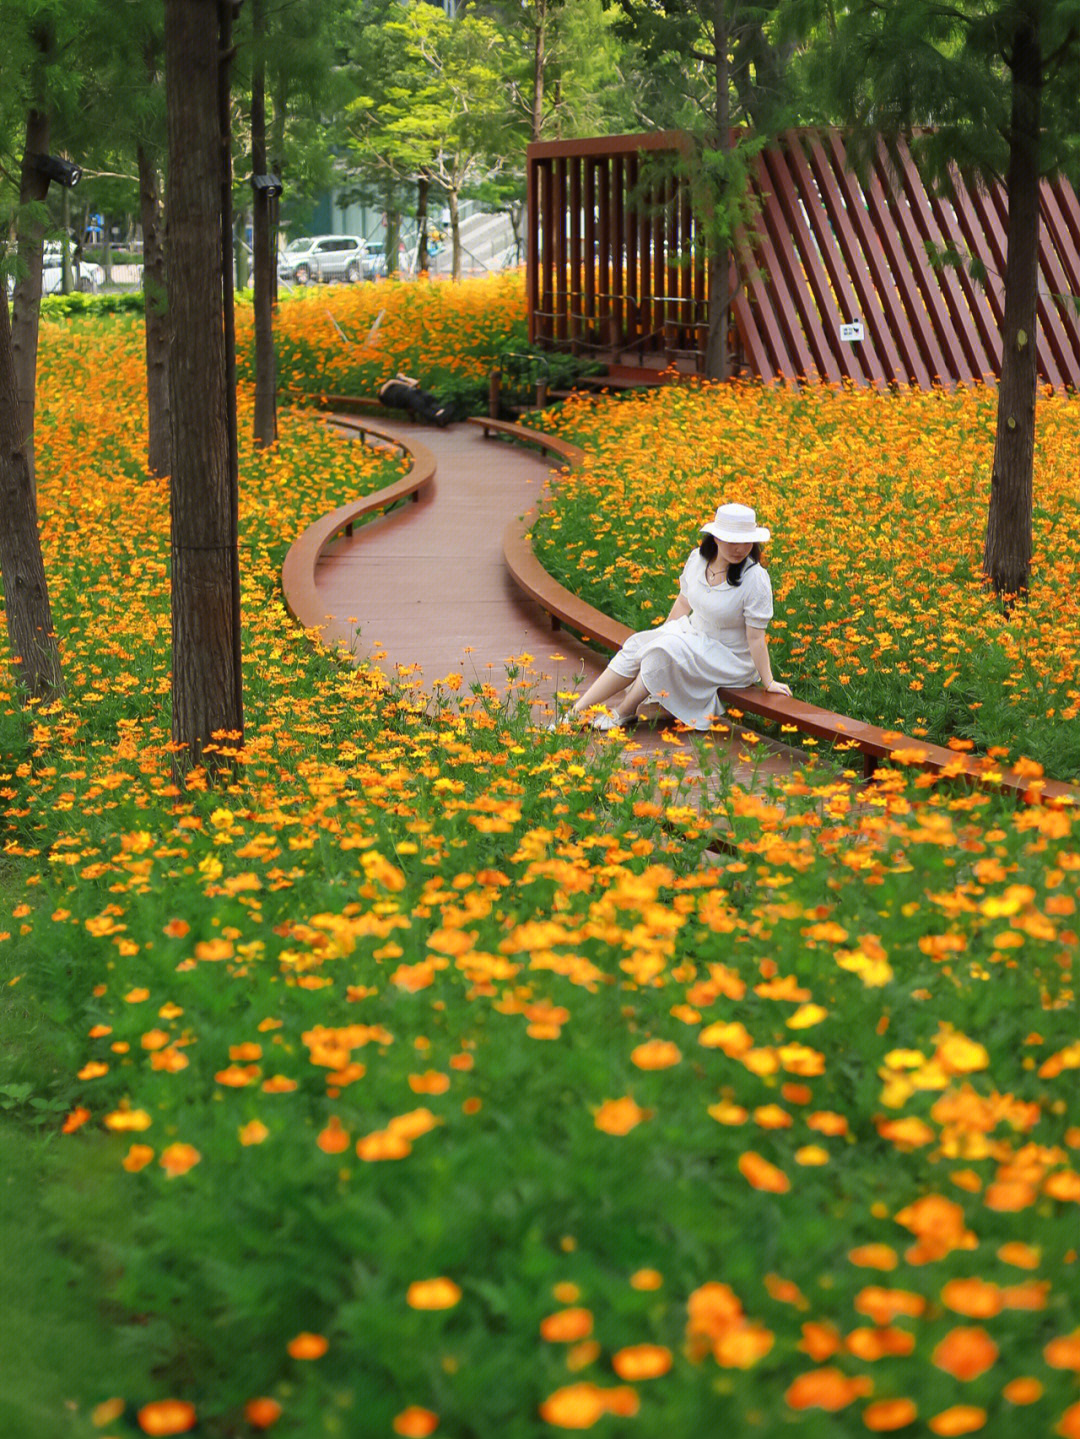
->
[281,419,436,636]
[484,417,1078,808]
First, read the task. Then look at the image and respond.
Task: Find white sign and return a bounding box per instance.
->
[840,320,864,343]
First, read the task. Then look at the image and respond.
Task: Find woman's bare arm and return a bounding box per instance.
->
[666,593,690,623]
[746,625,791,695]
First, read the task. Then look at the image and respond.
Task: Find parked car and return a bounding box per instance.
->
[4,243,104,297]
[278,235,366,285]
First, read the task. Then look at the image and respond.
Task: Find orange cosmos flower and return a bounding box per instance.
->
[611,1344,672,1379]
[239,1120,269,1145]
[854,1288,927,1325]
[62,1106,91,1133]
[931,1326,998,1381]
[1002,1377,1043,1404]
[316,1116,350,1154]
[540,1308,593,1342]
[538,1384,638,1429]
[123,1144,155,1172]
[738,1151,791,1193]
[940,1278,1003,1318]
[785,1367,874,1411]
[846,1326,916,1360]
[714,1320,774,1368]
[1057,1403,1080,1439]
[1044,1331,1080,1371]
[408,1071,451,1094]
[244,1397,282,1429]
[629,1268,663,1290]
[136,1399,197,1435]
[929,1406,986,1436]
[393,1407,439,1437]
[848,1244,898,1271]
[552,1282,581,1304]
[287,1332,328,1359]
[798,1321,844,1361]
[630,1038,682,1069]
[158,1143,201,1178]
[593,1096,651,1134]
[356,1130,411,1161]
[764,1273,809,1308]
[863,1397,918,1430]
[406,1278,462,1311]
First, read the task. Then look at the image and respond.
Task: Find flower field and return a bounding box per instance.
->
[1,287,1079,1439]
[529,381,1080,780]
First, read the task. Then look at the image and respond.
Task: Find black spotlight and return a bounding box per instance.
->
[32,154,82,188]
[251,173,283,198]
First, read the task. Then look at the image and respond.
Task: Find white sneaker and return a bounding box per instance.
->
[591,712,624,732]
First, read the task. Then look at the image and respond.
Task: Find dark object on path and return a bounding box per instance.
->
[378,373,452,427]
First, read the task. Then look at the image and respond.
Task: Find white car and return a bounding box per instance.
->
[278,235,366,285]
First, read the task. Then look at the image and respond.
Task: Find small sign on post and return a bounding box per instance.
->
[840,320,864,343]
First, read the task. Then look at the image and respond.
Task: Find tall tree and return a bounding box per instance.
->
[0,284,62,701]
[814,0,1080,597]
[614,1,801,379]
[164,0,243,769]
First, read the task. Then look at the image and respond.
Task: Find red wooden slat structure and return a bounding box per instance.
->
[526,129,1080,389]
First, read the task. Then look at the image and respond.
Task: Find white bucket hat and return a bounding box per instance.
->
[701,502,770,545]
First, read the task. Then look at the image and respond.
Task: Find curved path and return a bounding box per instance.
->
[301,414,800,787]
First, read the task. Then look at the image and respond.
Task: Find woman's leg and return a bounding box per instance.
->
[569,665,635,715]
[609,673,650,722]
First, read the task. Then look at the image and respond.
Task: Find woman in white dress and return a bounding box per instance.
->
[562,503,792,731]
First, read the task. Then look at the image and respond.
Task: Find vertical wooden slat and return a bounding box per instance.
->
[584,160,596,340]
[554,156,568,342]
[653,177,666,349]
[742,194,817,381]
[625,153,639,349]
[1040,182,1080,385]
[638,172,652,344]
[527,152,540,346]
[812,132,918,385]
[568,158,581,349]
[957,181,1008,333]
[1036,183,1080,386]
[612,155,625,353]
[540,159,554,347]
[597,158,611,344]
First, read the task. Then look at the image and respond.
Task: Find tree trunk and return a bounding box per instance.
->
[251,0,277,448]
[235,212,250,290]
[416,174,430,274]
[164,0,243,769]
[384,176,400,277]
[138,142,172,478]
[11,106,50,494]
[984,18,1042,599]
[704,0,731,381]
[0,289,62,701]
[61,189,73,294]
[532,0,547,141]
[448,187,461,281]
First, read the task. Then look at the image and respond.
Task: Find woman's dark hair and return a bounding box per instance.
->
[698,535,762,586]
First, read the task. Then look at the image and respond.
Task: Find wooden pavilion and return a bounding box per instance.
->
[525,130,1080,390]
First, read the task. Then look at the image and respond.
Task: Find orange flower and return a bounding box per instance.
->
[538,1384,638,1429]
[316,1116,350,1154]
[244,1397,283,1429]
[738,1151,790,1193]
[136,1399,197,1435]
[356,1130,411,1161]
[239,1120,269,1145]
[287,1332,328,1359]
[854,1288,927,1325]
[1044,1331,1080,1371]
[863,1397,918,1431]
[62,1106,91,1133]
[713,1320,774,1368]
[158,1143,201,1178]
[798,1321,844,1361]
[1002,1377,1042,1405]
[929,1406,986,1436]
[845,1326,916,1360]
[408,1071,451,1094]
[785,1367,874,1411]
[406,1278,462,1311]
[764,1273,809,1308]
[931,1327,998,1381]
[123,1144,155,1172]
[940,1278,1003,1318]
[848,1244,898,1271]
[611,1344,672,1379]
[393,1407,439,1437]
[629,1268,663,1290]
[630,1038,682,1069]
[593,1096,651,1134]
[540,1308,593,1342]
[1056,1402,1080,1439]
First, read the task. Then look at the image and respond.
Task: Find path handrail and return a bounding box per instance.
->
[281,419,436,637]
[484,418,1078,807]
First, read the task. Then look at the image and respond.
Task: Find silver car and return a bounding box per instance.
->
[278,235,366,285]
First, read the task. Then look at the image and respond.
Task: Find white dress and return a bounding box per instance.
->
[608,551,774,729]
